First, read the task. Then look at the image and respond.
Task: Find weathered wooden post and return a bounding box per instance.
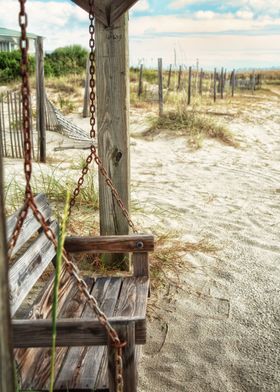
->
[199,68,203,96]
[231,69,235,97]
[188,66,192,105]
[158,58,163,117]
[0,152,16,392]
[94,1,132,250]
[220,67,224,99]
[214,68,217,102]
[177,65,182,90]
[138,64,143,97]
[167,64,172,90]
[71,0,142,266]
[82,55,90,118]
[251,70,256,93]
[35,36,46,163]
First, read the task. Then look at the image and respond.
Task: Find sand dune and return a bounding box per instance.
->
[130,97,280,391]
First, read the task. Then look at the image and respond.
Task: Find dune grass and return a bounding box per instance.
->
[148,107,239,149]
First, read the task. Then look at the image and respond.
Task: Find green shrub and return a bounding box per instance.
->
[44,45,88,77]
[0,50,35,83]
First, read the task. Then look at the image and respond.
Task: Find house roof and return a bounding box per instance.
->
[0,27,41,40]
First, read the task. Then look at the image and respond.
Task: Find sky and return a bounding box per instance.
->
[0,0,280,69]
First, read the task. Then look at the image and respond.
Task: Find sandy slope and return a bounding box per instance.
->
[130,96,280,391]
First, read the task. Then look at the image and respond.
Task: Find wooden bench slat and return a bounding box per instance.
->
[55,277,123,391]
[64,235,154,254]
[96,277,149,390]
[15,269,93,390]
[7,193,52,257]
[9,221,58,316]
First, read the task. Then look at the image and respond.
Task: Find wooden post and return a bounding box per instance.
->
[199,68,203,96]
[223,68,227,96]
[35,36,46,163]
[232,69,235,97]
[95,2,130,245]
[167,64,172,90]
[220,67,224,99]
[137,64,143,97]
[0,152,16,392]
[177,65,182,90]
[251,70,256,93]
[214,68,217,102]
[107,322,136,392]
[188,66,192,105]
[82,55,90,118]
[158,58,163,117]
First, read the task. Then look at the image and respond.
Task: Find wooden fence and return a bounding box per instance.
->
[133,60,262,115]
[0,91,37,160]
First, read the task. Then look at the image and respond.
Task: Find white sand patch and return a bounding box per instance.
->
[130,98,280,391]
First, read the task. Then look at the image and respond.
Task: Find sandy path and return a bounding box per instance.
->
[130,97,280,391]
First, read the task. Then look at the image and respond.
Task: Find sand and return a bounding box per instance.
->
[3,91,280,391]
[130,96,280,391]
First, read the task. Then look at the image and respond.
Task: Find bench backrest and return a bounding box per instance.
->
[7,193,58,316]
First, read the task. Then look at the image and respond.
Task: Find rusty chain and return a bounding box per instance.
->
[68,0,137,234]
[8,1,126,390]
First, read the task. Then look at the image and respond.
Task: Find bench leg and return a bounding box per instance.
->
[107,322,137,392]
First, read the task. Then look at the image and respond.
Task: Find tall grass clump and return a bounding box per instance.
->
[148,107,239,149]
[49,191,70,392]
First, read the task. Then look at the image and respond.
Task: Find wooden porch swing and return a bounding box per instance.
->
[2,0,154,391]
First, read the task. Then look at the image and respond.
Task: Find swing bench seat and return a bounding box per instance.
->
[8,193,154,391]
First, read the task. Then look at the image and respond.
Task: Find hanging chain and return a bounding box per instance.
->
[9,1,126,390]
[68,0,137,234]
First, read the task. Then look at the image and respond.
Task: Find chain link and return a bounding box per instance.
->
[9,1,126,390]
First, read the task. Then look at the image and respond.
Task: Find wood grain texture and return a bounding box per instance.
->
[36,37,46,163]
[65,235,154,254]
[132,252,149,277]
[6,193,52,257]
[55,277,122,390]
[71,0,139,25]
[71,0,108,26]
[108,322,136,392]
[158,58,163,117]
[0,143,15,392]
[110,0,139,24]
[188,66,192,105]
[96,277,149,389]
[15,271,93,390]
[9,221,58,316]
[95,2,130,241]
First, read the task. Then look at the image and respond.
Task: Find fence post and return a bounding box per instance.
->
[177,65,182,90]
[138,64,143,97]
[188,66,192,105]
[158,58,163,117]
[0,151,16,392]
[251,70,256,93]
[220,67,224,99]
[82,55,90,118]
[214,68,217,102]
[167,64,172,90]
[231,69,235,97]
[35,36,46,163]
[199,68,203,96]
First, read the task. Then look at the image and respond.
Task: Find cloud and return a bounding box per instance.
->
[0,0,89,50]
[169,0,196,9]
